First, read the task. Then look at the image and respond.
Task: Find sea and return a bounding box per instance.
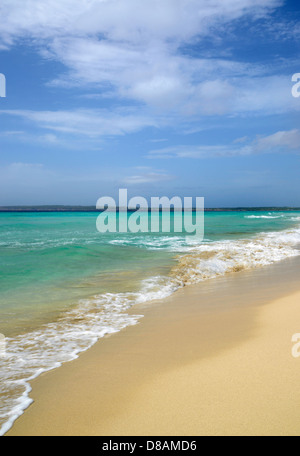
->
[1,209,300,434]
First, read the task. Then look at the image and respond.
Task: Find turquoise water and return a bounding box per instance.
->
[0,212,176,335]
[1,210,300,434]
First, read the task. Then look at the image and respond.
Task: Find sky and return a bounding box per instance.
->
[0,0,299,207]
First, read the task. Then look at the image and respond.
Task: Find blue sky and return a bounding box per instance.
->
[0,0,299,207]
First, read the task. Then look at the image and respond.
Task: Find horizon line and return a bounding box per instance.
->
[1,205,300,213]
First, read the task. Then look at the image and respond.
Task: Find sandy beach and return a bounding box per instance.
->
[6,256,300,436]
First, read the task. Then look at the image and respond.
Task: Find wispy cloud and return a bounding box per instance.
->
[148,129,300,159]
[123,167,175,185]
[0,108,158,137]
[254,129,300,151]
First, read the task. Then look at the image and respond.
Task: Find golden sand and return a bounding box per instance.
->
[6,260,300,436]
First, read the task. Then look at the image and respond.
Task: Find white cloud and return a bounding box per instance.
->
[254,129,300,151]
[0,108,158,137]
[148,144,242,159]
[0,0,281,45]
[0,130,25,137]
[0,0,291,117]
[123,167,174,185]
[148,129,300,159]
[44,38,298,116]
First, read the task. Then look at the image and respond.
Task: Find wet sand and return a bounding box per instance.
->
[6,256,300,436]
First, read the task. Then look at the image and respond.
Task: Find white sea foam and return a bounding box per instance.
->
[0,276,177,436]
[245,215,284,219]
[109,235,207,251]
[171,227,300,285]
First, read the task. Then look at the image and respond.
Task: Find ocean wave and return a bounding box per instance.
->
[171,227,300,285]
[0,237,95,250]
[245,214,285,219]
[109,235,210,251]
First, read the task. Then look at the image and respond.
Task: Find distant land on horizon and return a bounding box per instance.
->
[0,206,300,213]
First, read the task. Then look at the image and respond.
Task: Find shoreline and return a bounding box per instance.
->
[6,255,300,436]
